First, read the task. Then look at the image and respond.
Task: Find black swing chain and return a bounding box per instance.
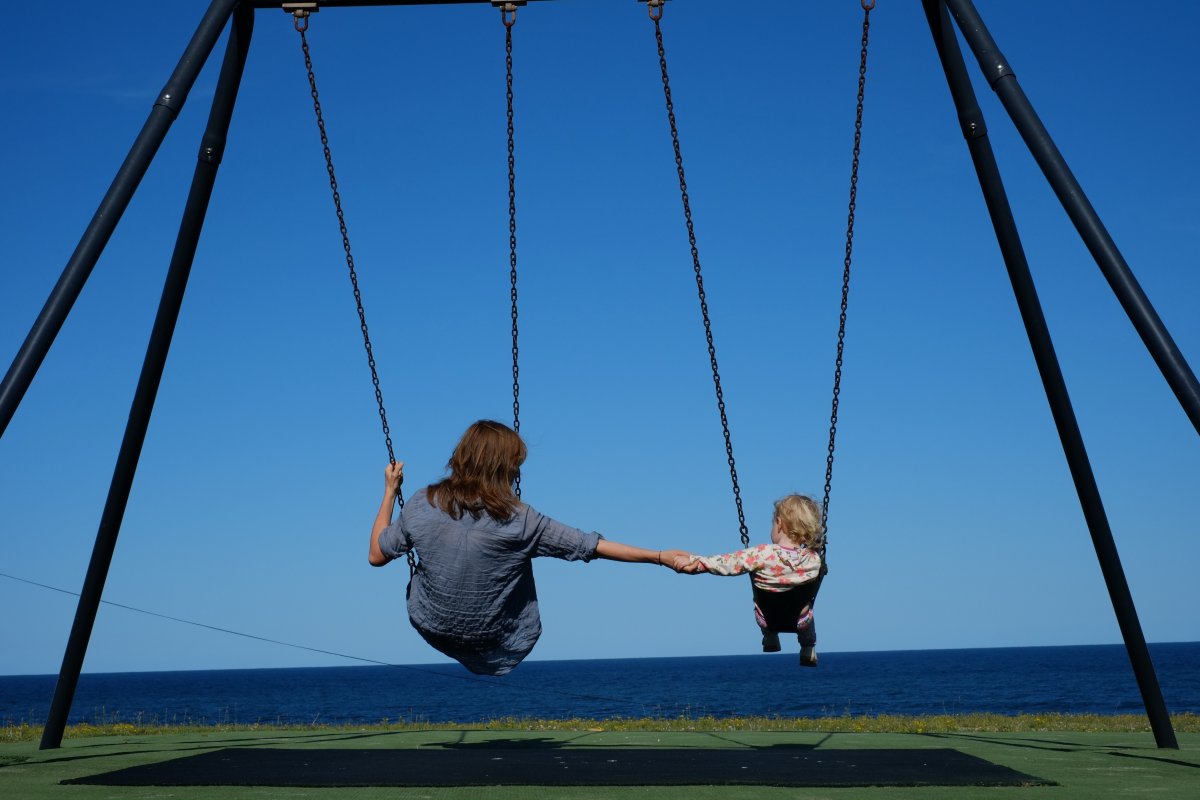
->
[820,3,873,566]
[651,5,750,549]
[295,13,416,574]
[504,8,521,499]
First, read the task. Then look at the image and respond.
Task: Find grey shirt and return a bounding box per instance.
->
[378,488,602,676]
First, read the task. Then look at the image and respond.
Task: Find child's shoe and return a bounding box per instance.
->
[761,630,781,653]
[799,645,818,668]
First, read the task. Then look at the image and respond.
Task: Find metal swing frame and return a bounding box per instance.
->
[0,0,1194,752]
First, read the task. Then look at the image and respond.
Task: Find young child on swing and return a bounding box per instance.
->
[678,494,824,666]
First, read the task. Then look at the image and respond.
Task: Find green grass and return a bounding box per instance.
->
[5,712,1199,742]
[1,717,1197,800]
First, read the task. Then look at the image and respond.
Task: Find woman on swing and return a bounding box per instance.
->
[369,419,693,676]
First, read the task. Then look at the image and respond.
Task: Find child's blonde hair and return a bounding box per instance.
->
[774,494,823,548]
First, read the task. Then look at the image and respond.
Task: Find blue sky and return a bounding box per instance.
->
[1,0,1197,679]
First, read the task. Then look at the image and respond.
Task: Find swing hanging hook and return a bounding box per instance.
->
[499,2,518,28]
[283,3,318,33]
[861,0,876,10]
[648,0,664,22]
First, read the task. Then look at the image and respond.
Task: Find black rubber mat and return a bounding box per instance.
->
[64,747,1051,787]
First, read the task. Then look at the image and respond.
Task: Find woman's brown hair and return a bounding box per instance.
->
[427,420,527,521]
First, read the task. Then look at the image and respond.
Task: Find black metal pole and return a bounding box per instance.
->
[39,5,255,751]
[941,0,1200,438]
[922,0,1178,750]
[0,0,241,441]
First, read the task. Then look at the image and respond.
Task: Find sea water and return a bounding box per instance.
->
[2,642,1197,726]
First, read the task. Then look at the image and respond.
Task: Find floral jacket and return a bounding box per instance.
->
[697,543,822,592]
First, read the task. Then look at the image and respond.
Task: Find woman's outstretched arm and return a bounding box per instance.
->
[369,462,404,567]
[594,540,693,571]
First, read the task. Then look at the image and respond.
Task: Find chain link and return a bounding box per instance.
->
[296,20,414,574]
[652,12,749,548]
[820,5,873,569]
[504,14,522,499]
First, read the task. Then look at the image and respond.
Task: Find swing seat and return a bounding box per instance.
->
[753,578,822,634]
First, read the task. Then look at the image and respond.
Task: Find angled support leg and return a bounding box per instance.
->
[942,0,1200,437]
[39,4,255,751]
[0,0,242,440]
[922,0,1177,750]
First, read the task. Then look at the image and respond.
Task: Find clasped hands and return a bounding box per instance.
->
[658,549,707,574]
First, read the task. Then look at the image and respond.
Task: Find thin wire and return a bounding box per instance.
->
[0,571,647,710]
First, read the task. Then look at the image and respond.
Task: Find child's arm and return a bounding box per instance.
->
[693,545,766,577]
[368,462,404,567]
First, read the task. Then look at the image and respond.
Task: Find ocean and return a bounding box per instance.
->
[2,643,1197,727]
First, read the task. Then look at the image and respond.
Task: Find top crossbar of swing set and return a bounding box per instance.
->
[258,0,675,8]
[267,1,539,7]
[260,1,677,18]
[261,1,544,9]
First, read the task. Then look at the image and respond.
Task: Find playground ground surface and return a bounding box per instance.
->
[1,723,1198,799]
